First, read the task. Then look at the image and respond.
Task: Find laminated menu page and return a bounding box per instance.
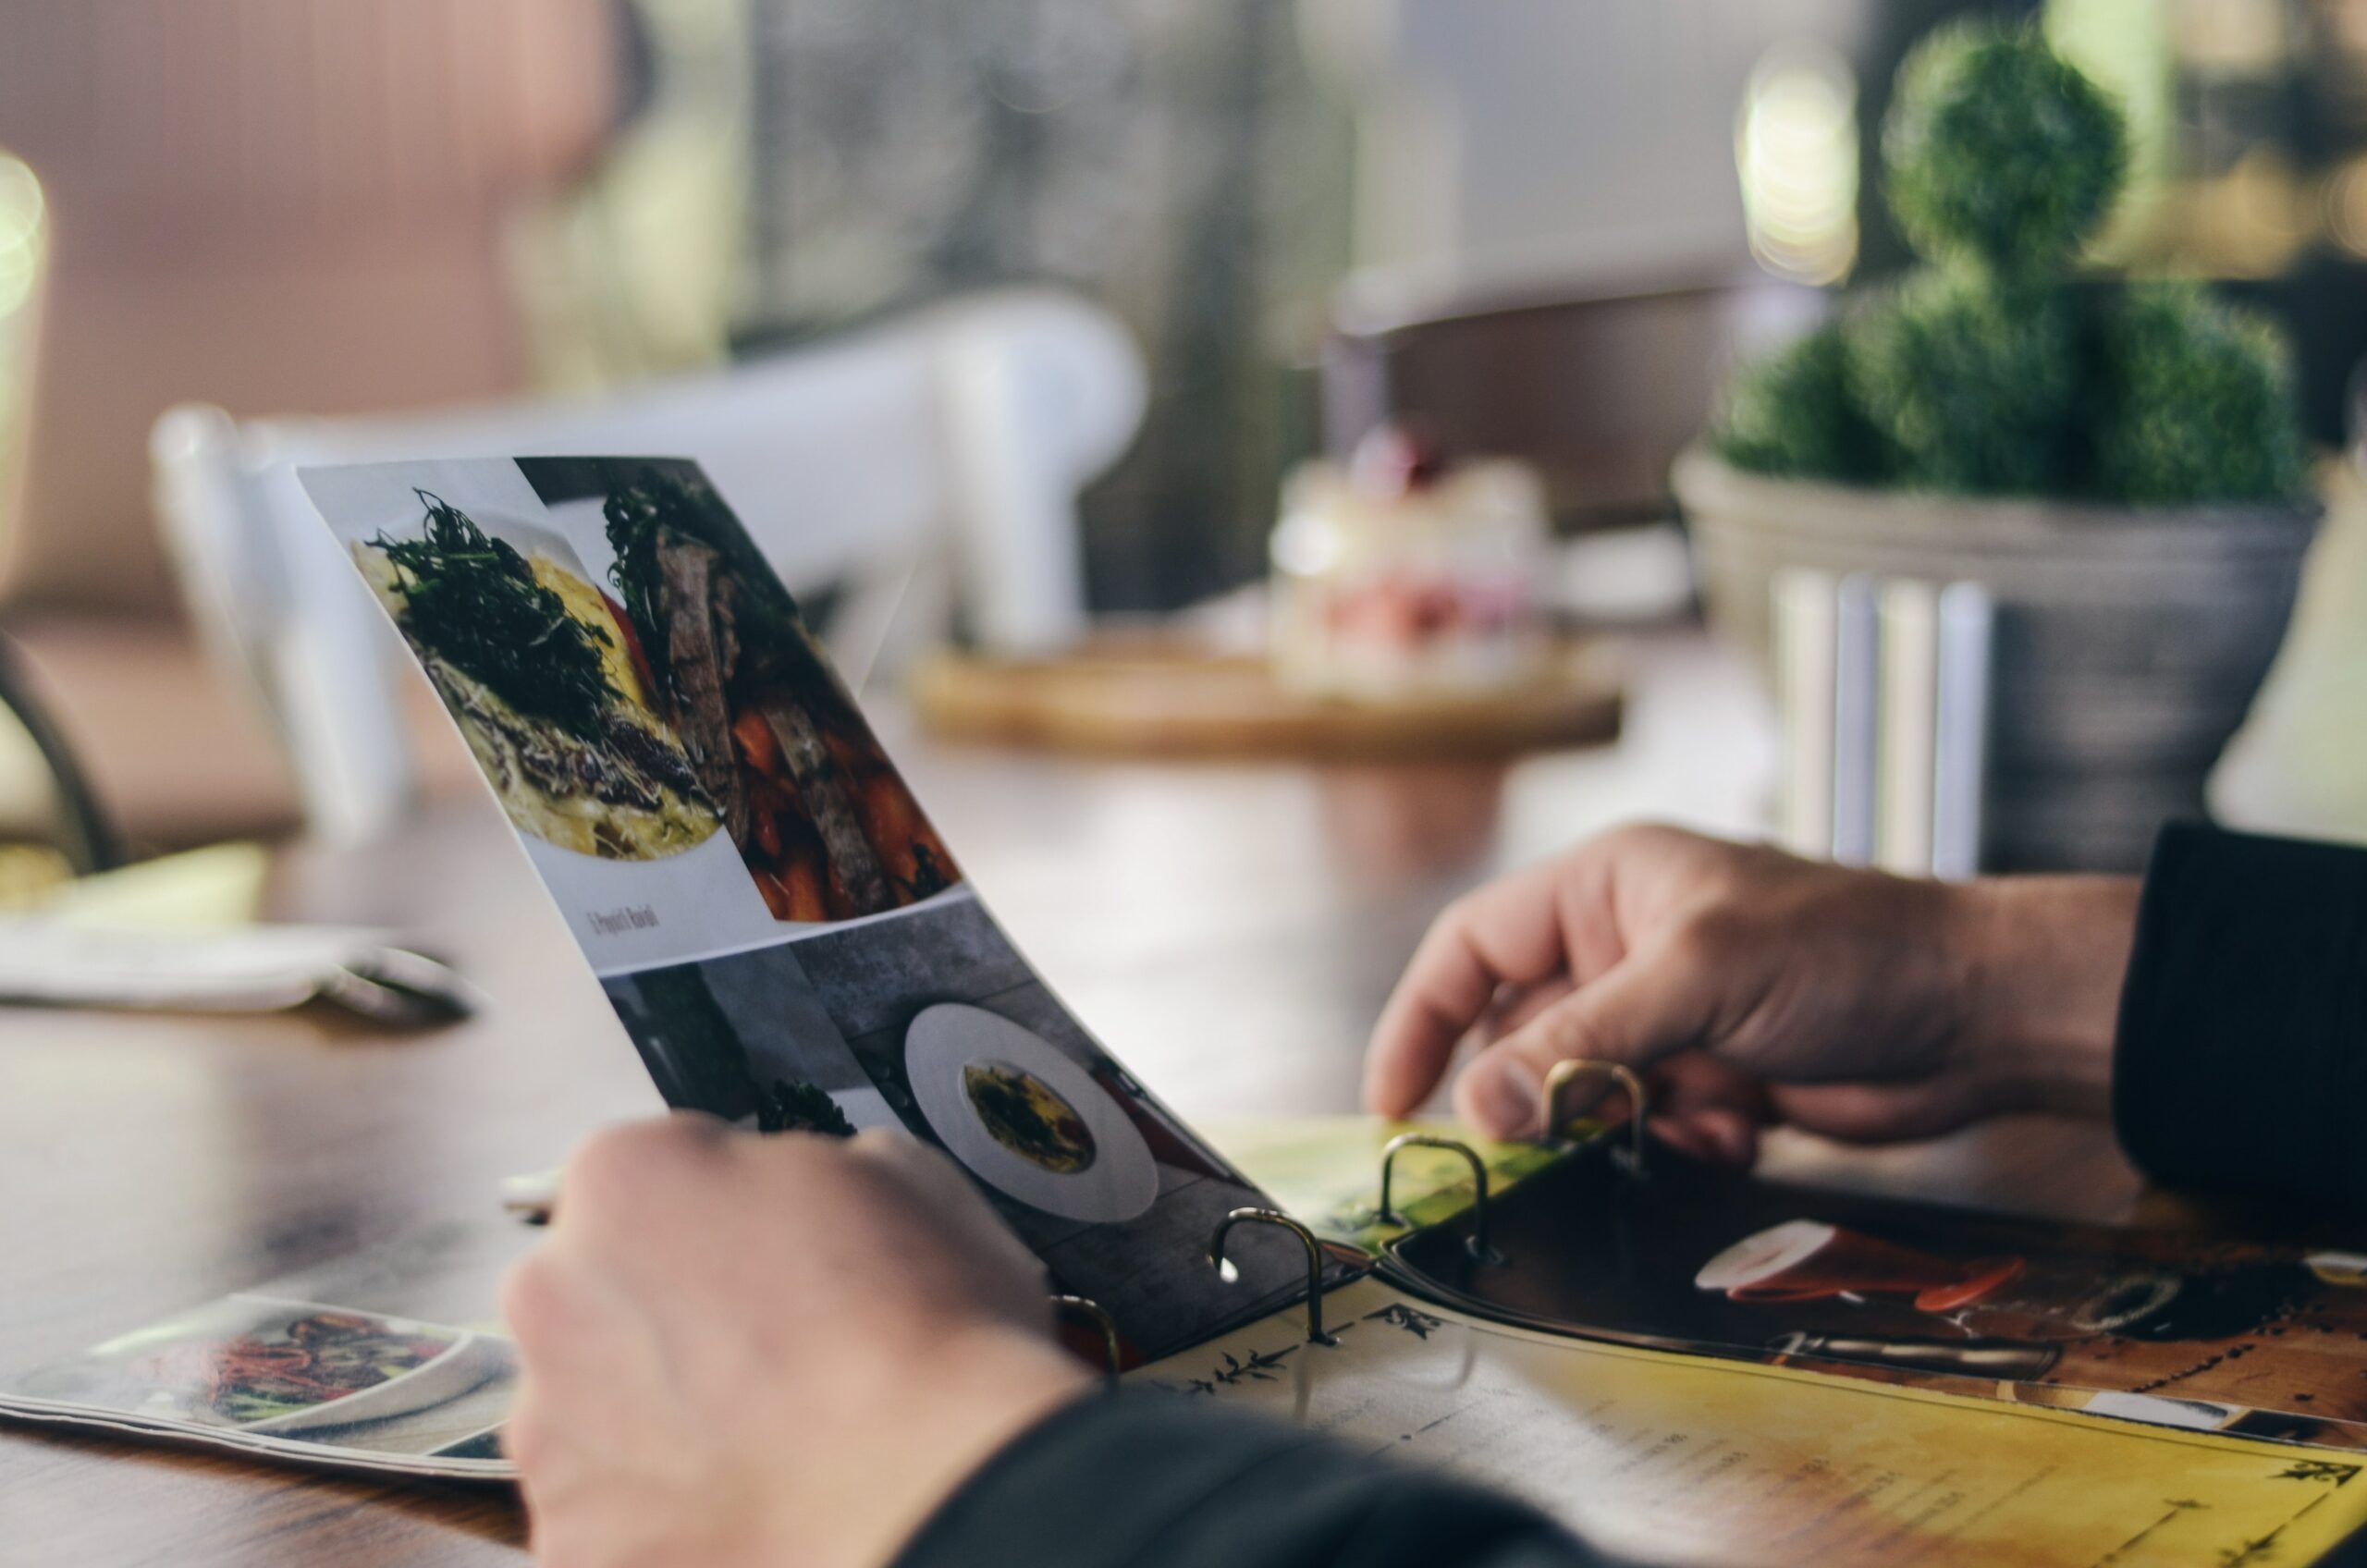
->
[0,1223,530,1480]
[292,456,1315,1366]
[1220,1113,2367,1453]
[1132,1274,2367,1568]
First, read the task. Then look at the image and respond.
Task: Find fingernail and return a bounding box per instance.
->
[1468,1061,1541,1138]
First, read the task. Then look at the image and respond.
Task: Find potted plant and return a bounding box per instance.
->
[1676,19,2319,873]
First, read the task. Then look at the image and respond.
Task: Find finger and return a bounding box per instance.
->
[1451,941,1719,1139]
[1651,1108,1759,1165]
[501,1249,644,1378]
[1365,865,1588,1117]
[1649,1054,1769,1166]
[1651,1051,1772,1124]
[1647,1115,1722,1163]
[1476,975,1576,1047]
[1765,1081,1993,1145]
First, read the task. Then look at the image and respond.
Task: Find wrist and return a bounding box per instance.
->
[809,1325,1098,1568]
[1947,874,2140,1117]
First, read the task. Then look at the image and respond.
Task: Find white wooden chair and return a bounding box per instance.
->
[152,287,1147,842]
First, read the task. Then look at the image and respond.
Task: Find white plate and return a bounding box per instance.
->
[904,1004,1158,1222]
[240,1324,510,1436]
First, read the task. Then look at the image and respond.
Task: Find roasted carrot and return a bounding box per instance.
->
[731,706,780,774]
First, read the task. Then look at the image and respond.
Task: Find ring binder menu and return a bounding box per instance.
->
[1210,1208,1337,1345]
[1544,1058,1647,1175]
[1378,1133,1498,1264]
[1051,1294,1121,1380]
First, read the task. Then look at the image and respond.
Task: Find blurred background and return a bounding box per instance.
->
[0,0,2361,876]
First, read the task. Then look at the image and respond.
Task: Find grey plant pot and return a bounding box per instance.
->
[1673,446,2321,873]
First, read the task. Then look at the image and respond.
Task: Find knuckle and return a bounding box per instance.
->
[1431,888,1490,942]
[498,1256,566,1346]
[747,1123,850,1178]
[1669,903,1748,966]
[1523,1010,1604,1071]
[1600,820,1686,857]
[562,1116,718,1214]
[843,1126,936,1190]
[845,1125,908,1163]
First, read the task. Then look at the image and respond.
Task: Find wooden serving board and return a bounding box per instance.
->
[909,639,1623,760]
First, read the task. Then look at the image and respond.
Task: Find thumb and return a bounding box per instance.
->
[1452,942,1718,1140]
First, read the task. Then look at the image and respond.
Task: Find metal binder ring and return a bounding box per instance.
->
[1051,1294,1122,1381]
[1542,1058,1648,1175]
[1208,1207,1337,1345]
[1377,1133,1496,1263]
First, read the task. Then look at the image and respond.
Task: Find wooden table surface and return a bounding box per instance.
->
[0,631,2171,1564]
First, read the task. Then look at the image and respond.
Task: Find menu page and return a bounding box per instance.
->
[1136,1276,2367,1567]
[0,1222,530,1479]
[296,456,1307,1363]
[1385,1141,2367,1449]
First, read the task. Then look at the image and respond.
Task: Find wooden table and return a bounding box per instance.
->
[0,631,2167,1564]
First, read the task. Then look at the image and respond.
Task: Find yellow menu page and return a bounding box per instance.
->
[1133,1277,2367,1567]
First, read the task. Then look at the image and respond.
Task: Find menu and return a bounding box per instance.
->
[7,449,2363,1568]
[1140,1275,2367,1567]
[291,455,1309,1364]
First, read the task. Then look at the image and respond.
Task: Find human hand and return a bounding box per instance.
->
[1365,825,2139,1158]
[502,1118,1094,1568]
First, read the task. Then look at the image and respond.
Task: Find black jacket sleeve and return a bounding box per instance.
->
[2116,821,2367,1205]
[897,1390,1606,1568]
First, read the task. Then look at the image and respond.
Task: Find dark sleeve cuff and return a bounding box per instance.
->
[896,1388,1602,1568]
[2114,821,2367,1205]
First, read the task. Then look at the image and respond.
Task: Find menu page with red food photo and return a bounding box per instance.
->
[293,456,1318,1367]
[1380,1141,2367,1451]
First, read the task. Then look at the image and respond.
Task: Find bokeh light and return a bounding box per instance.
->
[1735,43,1858,287]
[0,153,43,320]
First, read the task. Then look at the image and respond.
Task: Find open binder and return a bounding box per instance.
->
[1110,1064,2367,1564]
[10,452,2367,1566]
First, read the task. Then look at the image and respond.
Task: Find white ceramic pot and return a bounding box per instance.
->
[1674,447,2320,871]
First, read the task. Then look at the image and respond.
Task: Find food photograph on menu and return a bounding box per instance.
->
[300,455,1310,1363]
[4,1295,513,1469]
[599,892,1301,1360]
[337,456,958,919]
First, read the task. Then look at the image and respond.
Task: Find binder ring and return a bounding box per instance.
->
[1377,1133,1496,1263]
[1208,1207,1337,1345]
[1543,1058,1648,1174]
[1051,1294,1122,1381]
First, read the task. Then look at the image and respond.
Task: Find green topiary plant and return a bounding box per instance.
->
[1882,19,2126,276]
[2090,283,2310,505]
[1712,18,2309,508]
[1844,269,2079,493]
[1713,321,1892,484]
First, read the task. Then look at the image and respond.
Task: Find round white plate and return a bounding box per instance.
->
[904,1003,1158,1222]
[241,1327,509,1435]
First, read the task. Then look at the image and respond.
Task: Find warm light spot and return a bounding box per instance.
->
[1735,43,1859,287]
[0,153,44,318]
[2325,153,2367,257]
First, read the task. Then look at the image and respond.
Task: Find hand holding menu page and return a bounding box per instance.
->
[295,455,1311,1365]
